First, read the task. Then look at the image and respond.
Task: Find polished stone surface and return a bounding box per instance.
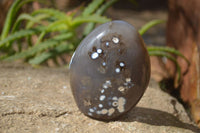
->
[70,21,151,120]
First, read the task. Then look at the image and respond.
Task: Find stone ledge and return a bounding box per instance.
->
[0,62,199,133]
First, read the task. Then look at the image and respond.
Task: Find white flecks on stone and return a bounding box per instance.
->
[89,108,95,112]
[106,80,111,85]
[103,84,108,89]
[1,92,5,95]
[99,95,106,101]
[103,80,112,89]
[96,109,108,115]
[96,111,101,114]
[108,108,115,116]
[112,37,119,44]
[96,108,115,116]
[88,112,93,116]
[119,62,125,67]
[115,68,121,73]
[117,97,126,113]
[126,78,131,83]
[97,49,103,54]
[27,77,31,80]
[101,89,105,93]
[112,101,118,107]
[110,96,126,113]
[99,104,103,108]
[105,42,109,46]
[91,52,99,59]
[112,96,118,101]
[101,109,108,114]
[124,78,135,88]
[102,62,106,66]
[118,86,125,92]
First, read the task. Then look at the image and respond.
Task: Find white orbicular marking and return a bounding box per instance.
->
[119,62,125,67]
[91,52,99,59]
[99,95,106,101]
[106,80,111,85]
[108,108,115,116]
[115,68,120,73]
[88,112,92,116]
[103,80,112,89]
[89,108,94,112]
[112,96,118,101]
[118,86,125,92]
[111,97,126,113]
[112,37,119,44]
[105,42,109,46]
[97,48,103,54]
[126,78,131,82]
[117,97,126,113]
[96,108,115,116]
[124,78,134,88]
[101,89,105,93]
[99,104,103,108]
[96,111,101,114]
[103,84,108,89]
[101,109,108,114]
[102,62,106,66]
[112,101,118,107]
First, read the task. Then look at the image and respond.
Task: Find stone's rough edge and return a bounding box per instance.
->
[0,62,199,133]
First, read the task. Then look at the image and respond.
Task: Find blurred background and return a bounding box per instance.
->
[0,0,200,127]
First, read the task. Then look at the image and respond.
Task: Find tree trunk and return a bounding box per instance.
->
[167,0,200,125]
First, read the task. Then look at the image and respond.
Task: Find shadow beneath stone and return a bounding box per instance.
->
[119,107,200,133]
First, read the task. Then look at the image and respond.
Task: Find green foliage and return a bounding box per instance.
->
[138,20,190,86]
[4,33,73,61]
[83,0,118,36]
[0,0,189,87]
[139,19,165,36]
[148,47,184,87]
[82,0,104,16]
[0,0,117,65]
[1,0,39,40]
[148,46,190,87]
[140,21,190,86]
